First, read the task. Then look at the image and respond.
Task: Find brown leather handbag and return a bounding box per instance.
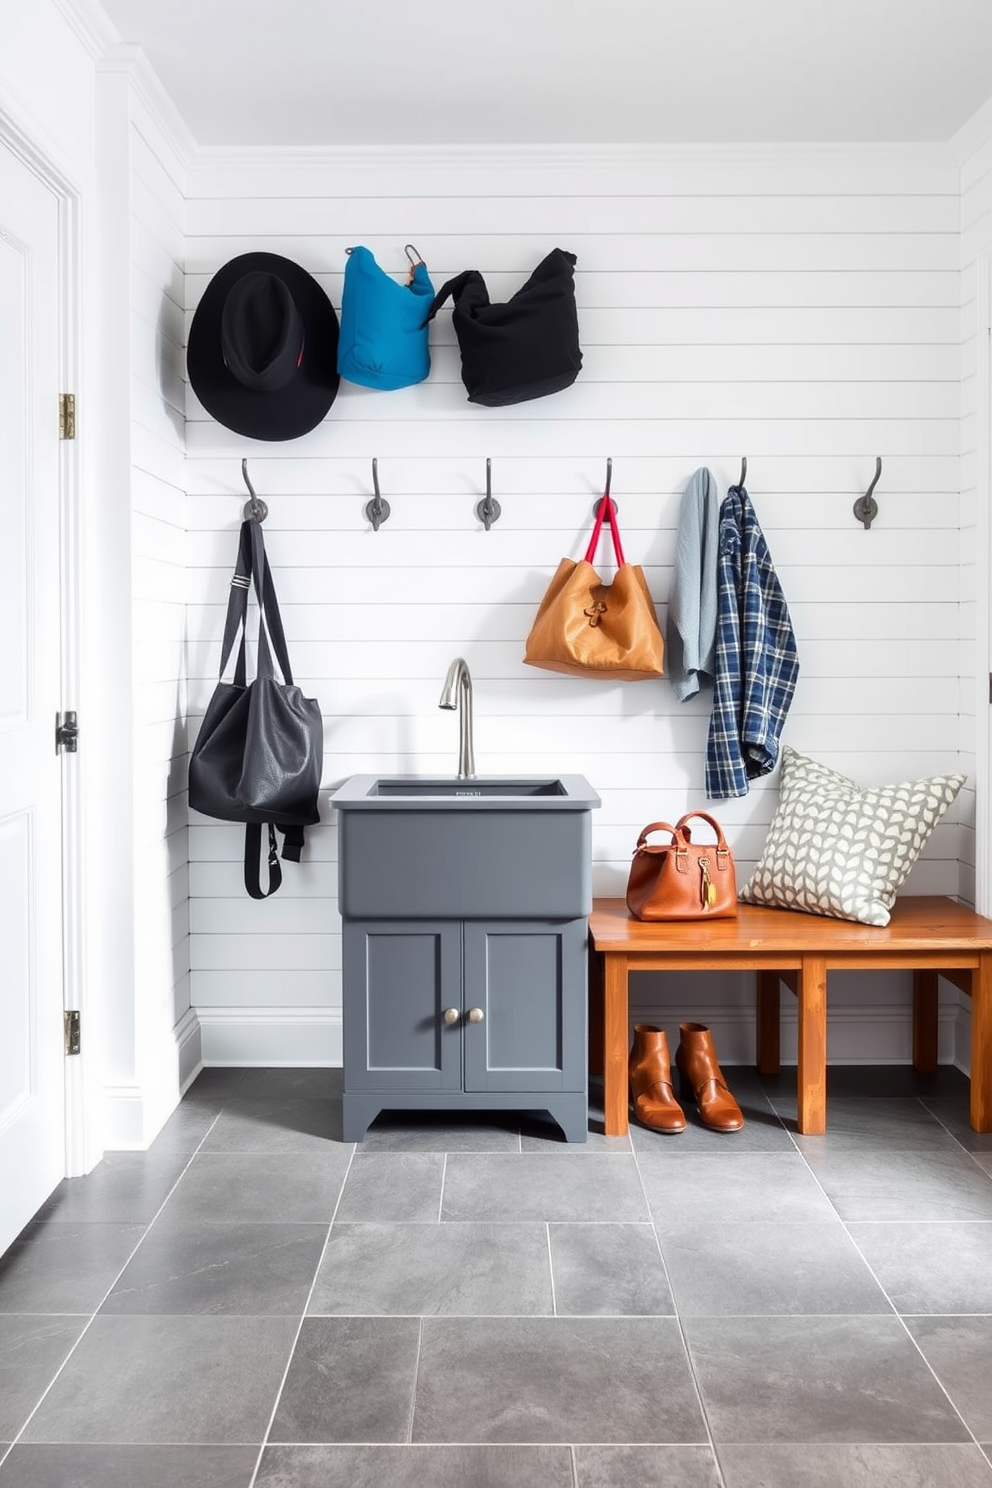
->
[524,494,664,681]
[626,812,738,921]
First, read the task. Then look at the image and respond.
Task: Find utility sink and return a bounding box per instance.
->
[330,773,600,919]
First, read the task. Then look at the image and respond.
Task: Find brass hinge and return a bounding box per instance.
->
[64,1010,80,1056]
[59,392,76,440]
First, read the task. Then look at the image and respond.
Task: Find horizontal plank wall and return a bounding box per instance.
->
[184,147,967,1067]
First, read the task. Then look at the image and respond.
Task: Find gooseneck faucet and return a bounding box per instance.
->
[438,657,476,779]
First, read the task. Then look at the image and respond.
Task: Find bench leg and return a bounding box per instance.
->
[796,955,827,1135]
[971,951,992,1134]
[587,944,604,1079]
[603,953,630,1137]
[913,970,939,1073]
[756,971,781,1073]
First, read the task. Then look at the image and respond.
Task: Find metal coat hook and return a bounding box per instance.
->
[738,456,747,489]
[853,457,882,529]
[241,459,268,523]
[364,458,391,532]
[475,457,502,531]
[593,457,618,519]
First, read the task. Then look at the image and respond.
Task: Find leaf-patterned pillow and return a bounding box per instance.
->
[739,747,966,926]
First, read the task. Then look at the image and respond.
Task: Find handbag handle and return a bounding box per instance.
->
[675,810,731,851]
[632,821,681,854]
[217,520,296,688]
[584,493,626,568]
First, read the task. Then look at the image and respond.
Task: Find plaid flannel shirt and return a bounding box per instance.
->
[705,485,799,799]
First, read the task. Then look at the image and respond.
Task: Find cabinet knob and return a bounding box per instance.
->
[467,1007,485,1024]
[443,1007,460,1026]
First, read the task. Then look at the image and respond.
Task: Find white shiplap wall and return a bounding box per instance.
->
[123,80,197,1119]
[183,148,967,1067]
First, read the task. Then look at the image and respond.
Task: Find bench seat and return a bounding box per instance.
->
[587,894,992,1136]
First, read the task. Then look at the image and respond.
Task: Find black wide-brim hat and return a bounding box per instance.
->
[187,252,340,441]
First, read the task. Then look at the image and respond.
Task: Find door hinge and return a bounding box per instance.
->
[55,710,78,754]
[64,1010,80,1056]
[59,392,76,440]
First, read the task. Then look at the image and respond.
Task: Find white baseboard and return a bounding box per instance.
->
[197,1006,343,1066]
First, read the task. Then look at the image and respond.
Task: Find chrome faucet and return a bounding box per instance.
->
[438,657,476,779]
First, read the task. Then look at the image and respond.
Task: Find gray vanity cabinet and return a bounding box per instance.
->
[332,773,601,1144]
[340,916,588,1140]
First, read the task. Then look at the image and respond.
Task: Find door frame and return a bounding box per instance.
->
[0,101,89,1177]
[977,248,992,919]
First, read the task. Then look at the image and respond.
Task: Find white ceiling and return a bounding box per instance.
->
[97,0,992,150]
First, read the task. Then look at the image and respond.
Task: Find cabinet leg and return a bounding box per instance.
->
[548,1094,590,1143]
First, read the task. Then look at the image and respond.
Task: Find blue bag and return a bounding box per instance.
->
[337,245,434,391]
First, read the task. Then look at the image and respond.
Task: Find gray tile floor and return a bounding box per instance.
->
[1,1063,992,1486]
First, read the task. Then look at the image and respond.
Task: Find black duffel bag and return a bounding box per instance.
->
[188,518,323,898]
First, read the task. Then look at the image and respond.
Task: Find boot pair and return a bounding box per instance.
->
[629,1022,744,1134]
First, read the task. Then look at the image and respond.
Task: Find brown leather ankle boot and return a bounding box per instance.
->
[675,1022,744,1132]
[629,1025,686,1133]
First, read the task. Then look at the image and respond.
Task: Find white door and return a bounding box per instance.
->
[0,140,66,1255]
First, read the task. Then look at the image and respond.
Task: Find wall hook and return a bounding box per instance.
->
[738,456,747,489]
[853,457,882,529]
[475,457,502,531]
[593,456,618,520]
[364,458,391,531]
[241,459,268,523]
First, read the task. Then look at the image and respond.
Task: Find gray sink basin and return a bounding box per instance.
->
[330,773,600,918]
[332,774,595,808]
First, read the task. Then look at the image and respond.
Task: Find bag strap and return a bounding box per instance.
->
[675,811,732,859]
[423,269,486,325]
[244,822,283,899]
[246,518,296,685]
[583,494,626,568]
[633,821,681,853]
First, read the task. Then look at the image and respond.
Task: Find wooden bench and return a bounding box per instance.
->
[587,895,992,1136]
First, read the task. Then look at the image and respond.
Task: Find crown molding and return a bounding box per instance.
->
[51,0,119,59]
[96,44,196,173]
[951,93,992,167]
[186,138,956,177]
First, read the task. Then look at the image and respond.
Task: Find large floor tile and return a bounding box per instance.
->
[760,1064,969,1105]
[575,1444,723,1488]
[0,1316,87,1439]
[847,1221,992,1313]
[255,1443,574,1487]
[236,1068,341,1102]
[199,1098,343,1152]
[309,1222,552,1316]
[801,1147,992,1222]
[0,1222,144,1314]
[0,1443,259,1487]
[441,1154,649,1222]
[548,1223,674,1316]
[100,1220,327,1315]
[661,1219,891,1317]
[412,1317,706,1443]
[34,1153,190,1225]
[334,1154,444,1222]
[268,1317,420,1444]
[718,1442,992,1487]
[21,1315,297,1444]
[684,1314,970,1444]
[920,1096,992,1152]
[638,1152,836,1228]
[904,1315,992,1437]
[160,1152,352,1225]
[146,1101,226,1158]
[790,1097,966,1153]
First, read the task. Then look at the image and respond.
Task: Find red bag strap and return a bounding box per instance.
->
[583,494,626,568]
[675,811,731,855]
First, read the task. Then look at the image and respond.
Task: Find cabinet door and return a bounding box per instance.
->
[462,920,586,1094]
[342,920,462,1092]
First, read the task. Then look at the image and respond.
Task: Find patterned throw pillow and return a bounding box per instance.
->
[739,747,966,926]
